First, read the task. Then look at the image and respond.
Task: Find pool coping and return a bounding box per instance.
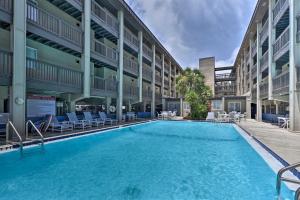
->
[0,119,155,153]
[234,124,300,191]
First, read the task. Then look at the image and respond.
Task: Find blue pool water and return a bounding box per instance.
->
[0,121,294,199]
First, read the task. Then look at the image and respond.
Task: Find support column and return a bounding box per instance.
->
[169,61,172,97]
[117,10,124,121]
[246,97,251,119]
[162,54,165,97]
[268,0,275,100]
[256,23,263,121]
[138,31,143,102]
[275,101,279,115]
[151,45,156,117]
[289,0,300,131]
[180,97,183,117]
[11,0,26,137]
[82,0,91,98]
[106,97,112,114]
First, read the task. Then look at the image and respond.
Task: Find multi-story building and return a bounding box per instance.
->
[0,0,182,135]
[235,0,300,131]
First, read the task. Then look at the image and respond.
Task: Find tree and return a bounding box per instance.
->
[176,68,212,119]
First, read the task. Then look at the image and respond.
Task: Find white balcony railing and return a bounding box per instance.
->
[124,55,138,75]
[260,50,269,72]
[273,0,288,24]
[124,28,139,50]
[260,19,269,43]
[251,39,257,56]
[273,26,289,58]
[142,44,152,61]
[94,40,118,63]
[273,70,289,95]
[91,0,118,35]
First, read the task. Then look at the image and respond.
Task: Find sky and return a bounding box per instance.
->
[125,0,257,69]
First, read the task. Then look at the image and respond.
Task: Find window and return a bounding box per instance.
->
[211,100,222,110]
[228,102,241,112]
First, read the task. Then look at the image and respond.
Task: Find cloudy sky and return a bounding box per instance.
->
[125,0,257,68]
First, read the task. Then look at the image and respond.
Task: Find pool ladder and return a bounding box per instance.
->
[276,162,300,200]
[6,121,23,151]
[25,120,44,147]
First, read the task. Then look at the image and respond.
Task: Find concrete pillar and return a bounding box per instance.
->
[162,98,166,111]
[117,10,124,121]
[246,97,251,119]
[11,0,26,137]
[222,97,225,112]
[268,0,275,100]
[106,97,112,114]
[82,0,91,98]
[256,23,263,121]
[180,98,183,117]
[289,0,300,131]
[151,44,156,117]
[162,54,165,97]
[275,101,279,115]
[138,31,143,102]
[169,61,172,96]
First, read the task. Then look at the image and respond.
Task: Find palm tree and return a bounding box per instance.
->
[176,68,212,119]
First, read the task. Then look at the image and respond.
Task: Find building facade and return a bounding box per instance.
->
[199,57,215,96]
[235,0,300,131]
[0,0,182,135]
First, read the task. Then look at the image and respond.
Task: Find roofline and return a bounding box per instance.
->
[119,0,183,71]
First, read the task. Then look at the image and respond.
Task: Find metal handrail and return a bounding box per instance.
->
[6,121,23,151]
[276,162,300,197]
[295,187,300,200]
[26,120,44,146]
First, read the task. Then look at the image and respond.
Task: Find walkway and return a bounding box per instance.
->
[238,119,300,165]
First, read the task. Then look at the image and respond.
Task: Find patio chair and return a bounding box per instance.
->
[126,112,137,121]
[206,112,215,121]
[66,112,92,130]
[49,115,73,133]
[83,112,105,127]
[157,112,163,120]
[170,111,177,118]
[98,112,118,125]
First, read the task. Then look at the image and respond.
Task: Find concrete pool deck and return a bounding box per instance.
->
[238,119,300,165]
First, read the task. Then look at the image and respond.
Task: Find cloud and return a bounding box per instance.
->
[125,0,256,69]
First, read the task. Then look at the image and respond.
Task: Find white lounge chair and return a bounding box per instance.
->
[206,112,215,121]
[98,112,118,125]
[66,112,91,129]
[83,112,105,127]
[49,115,73,132]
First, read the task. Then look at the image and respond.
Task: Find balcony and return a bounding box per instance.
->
[0,49,12,85]
[214,85,236,97]
[273,70,289,95]
[252,64,257,78]
[273,26,289,61]
[26,2,83,54]
[155,74,162,85]
[26,58,83,93]
[143,44,152,61]
[124,84,139,99]
[155,56,162,68]
[164,79,169,88]
[124,55,138,75]
[260,50,269,72]
[245,52,250,64]
[297,16,300,43]
[251,39,257,56]
[171,69,176,77]
[142,64,152,81]
[215,73,236,82]
[164,66,170,74]
[155,91,162,101]
[0,0,12,23]
[91,0,118,38]
[91,76,117,97]
[273,0,289,26]
[47,0,83,19]
[124,28,139,52]
[259,78,269,99]
[92,40,118,67]
[260,19,269,44]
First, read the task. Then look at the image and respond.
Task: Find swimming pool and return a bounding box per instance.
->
[0,121,295,199]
